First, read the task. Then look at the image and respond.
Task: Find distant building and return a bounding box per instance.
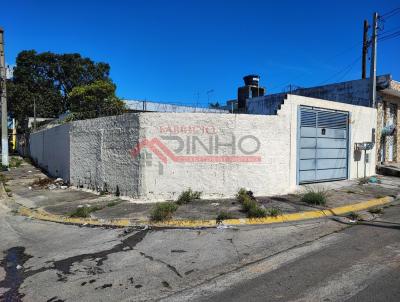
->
[246,74,400,164]
[220,99,238,112]
[6,65,14,79]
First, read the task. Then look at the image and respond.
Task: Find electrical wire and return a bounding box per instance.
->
[269,40,363,91]
[380,7,400,20]
[317,56,362,86]
[379,30,400,42]
[270,9,399,92]
[379,25,400,35]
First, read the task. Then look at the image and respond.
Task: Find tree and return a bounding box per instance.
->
[7,50,116,130]
[68,80,125,120]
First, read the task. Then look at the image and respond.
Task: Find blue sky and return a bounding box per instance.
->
[3,0,400,107]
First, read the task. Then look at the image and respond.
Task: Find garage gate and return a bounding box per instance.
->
[298,106,349,184]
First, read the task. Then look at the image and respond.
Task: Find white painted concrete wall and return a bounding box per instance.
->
[29,124,71,180]
[26,95,377,201]
[138,94,376,200]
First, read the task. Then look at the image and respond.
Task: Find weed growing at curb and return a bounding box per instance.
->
[347,211,361,221]
[267,207,282,217]
[301,187,328,205]
[70,206,104,218]
[358,177,369,185]
[150,202,178,221]
[216,211,236,222]
[4,187,11,193]
[236,188,248,201]
[368,207,383,214]
[176,188,202,205]
[247,206,267,218]
[236,188,268,218]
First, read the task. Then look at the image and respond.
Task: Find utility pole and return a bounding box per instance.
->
[362,20,369,79]
[369,12,378,108]
[0,27,9,167]
[33,97,37,130]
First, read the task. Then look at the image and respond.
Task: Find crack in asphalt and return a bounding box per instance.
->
[139,251,183,278]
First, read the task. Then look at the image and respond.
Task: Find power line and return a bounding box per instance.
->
[379,25,400,35]
[378,30,400,42]
[380,7,400,19]
[269,40,363,91]
[317,56,362,86]
[270,10,398,92]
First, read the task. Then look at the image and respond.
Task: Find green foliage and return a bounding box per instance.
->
[9,157,23,168]
[69,206,103,218]
[236,188,267,218]
[267,207,282,217]
[241,195,258,212]
[301,187,328,205]
[368,207,383,214]
[7,50,118,129]
[236,188,248,202]
[358,177,369,185]
[4,187,11,193]
[176,188,202,205]
[216,211,236,222]
[247,206,267,218]
[150,202,178,221]
[67,80,125,120]
[347,211,361,221]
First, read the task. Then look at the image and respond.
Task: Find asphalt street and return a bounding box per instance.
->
[187,203,400,302]
[1,197,399,301]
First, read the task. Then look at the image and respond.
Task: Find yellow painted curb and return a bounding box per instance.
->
[17,196,393,228]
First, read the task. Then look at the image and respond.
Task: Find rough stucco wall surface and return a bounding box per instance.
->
[27,96,377,201]
[138,95,376,200]
[379,94,400,163]
[138,112,291,200]
[29,124,71,180]
[69,114,140,196]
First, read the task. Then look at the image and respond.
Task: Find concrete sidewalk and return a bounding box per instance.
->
[2,159,400,227]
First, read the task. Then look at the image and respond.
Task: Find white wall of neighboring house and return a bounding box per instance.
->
[29,124,71,180]
[27,94,376,201]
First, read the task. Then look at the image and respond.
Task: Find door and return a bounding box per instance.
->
[298,106,349,184]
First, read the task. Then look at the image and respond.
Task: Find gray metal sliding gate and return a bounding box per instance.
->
[298,106,349,184]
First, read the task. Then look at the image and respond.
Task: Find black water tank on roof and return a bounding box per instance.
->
[243,75,260,87]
